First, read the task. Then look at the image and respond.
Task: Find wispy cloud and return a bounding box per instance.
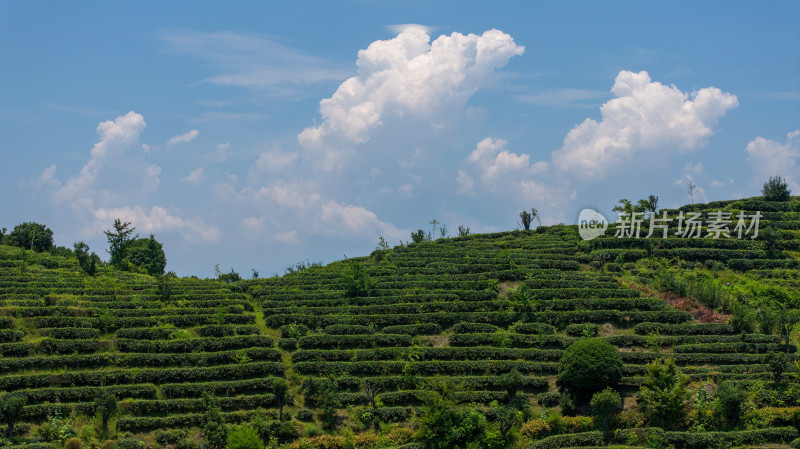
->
[167,129,198,148]
[161,30,350,95]
[43,103,121,117]
[188,111,269,124]
[517,88,609,108]
[758,91,800,100]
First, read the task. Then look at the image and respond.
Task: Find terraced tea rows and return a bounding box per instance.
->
[0,195,798,448]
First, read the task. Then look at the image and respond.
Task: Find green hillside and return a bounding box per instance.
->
[1,196,799,449]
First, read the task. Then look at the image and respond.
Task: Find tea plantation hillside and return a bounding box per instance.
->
[1,196,799,449]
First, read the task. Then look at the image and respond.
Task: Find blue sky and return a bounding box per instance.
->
[1,1,798,277]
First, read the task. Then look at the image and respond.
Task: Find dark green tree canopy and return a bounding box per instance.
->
[762,175,791,201]
[105,219,137,268]
[341,261,372,297]
[94,390,117,433]
[125,234,167,276]
[638,358,690,430]
[104,220,166,275]
[7,222,53,252]
[590,387,622,430]
[557,338,623,400]
[74,241,101,275]
[0,391,28,438]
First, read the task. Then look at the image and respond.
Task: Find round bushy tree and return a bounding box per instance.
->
[125,235,166,276]
[8,222,53,252]
[557,338,622,401]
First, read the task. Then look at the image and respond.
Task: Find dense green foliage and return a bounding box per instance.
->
[590,388,621,430]
[0,391,28,437]
[763,175,792,201]
[7,222,53,252]
[225,424,263,449]
[125,235,167,276]
[638,358,690,430]
[0,195,798,448]
[557,338,623,401]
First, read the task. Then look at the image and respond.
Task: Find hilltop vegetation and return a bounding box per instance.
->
[0,195,799,449]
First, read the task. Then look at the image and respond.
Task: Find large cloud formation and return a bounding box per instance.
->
[53,111,147,208]
[298,26,524,167]
[552,70,738,178]
[43,111,220,241]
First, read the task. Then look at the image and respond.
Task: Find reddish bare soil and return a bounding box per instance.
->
[659,291,730,323]
[624,280,730,323]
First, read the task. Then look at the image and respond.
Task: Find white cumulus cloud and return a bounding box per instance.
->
[40,112,221,243]
[459,137,573,208]
[320,199,405,239]
[746,130,800,192]
[93,205,221,242]
[298,27,524,167]
[467,137,548,186]
[552,70,738,178]
[53,111,147,206]
[249,180,406,241]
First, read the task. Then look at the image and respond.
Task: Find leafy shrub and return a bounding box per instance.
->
[114,436,144,449]
[341,261,372,297]
[557,338,622,401]
[712,382,748,430]
[529,431,604,449]
[638,358,689,430]
[295,409,314,422]
[590,387,621,429]
[634,322,733,335]
[565,323,599,337]
[279,324,309,339]
[64,438,83,449]
[385,426,414,445]
[536,392,561,408]
[664,427,798,448]
[225,425,263,449]
[155,428,189,446]
[278,338,297,351]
